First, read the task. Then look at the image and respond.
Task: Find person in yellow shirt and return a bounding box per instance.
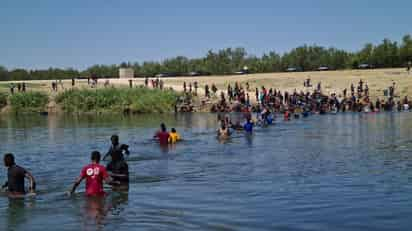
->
[168,128,181,144]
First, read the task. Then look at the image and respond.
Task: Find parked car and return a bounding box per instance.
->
[317,66,329,71]
[358,64,374,69]
[155,73,179,78]
[187,71,211,77]
[286,67,298,72]
[233,70,249,75]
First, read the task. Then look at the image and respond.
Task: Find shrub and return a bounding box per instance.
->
[55,87,180,113]
[9,92,49,112]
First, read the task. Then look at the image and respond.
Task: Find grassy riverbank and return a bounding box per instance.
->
[9,92,49,112]
[55,87,180,113]
[1,68,411,114]
[1,68,411,102]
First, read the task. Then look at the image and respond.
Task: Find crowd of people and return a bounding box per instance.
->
[3,76,412,198]
[144,77,164,90]
[209,79,411,116]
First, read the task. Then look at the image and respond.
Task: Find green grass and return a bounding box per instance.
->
[9,92,49,112]
[0,92,7,108]
[55,87,180,113]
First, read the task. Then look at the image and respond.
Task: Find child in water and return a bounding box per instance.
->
[168,128,181,144]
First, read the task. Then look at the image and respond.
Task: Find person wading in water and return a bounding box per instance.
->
[2,153,36,198]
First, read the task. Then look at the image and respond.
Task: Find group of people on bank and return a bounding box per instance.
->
[210,79,412,116]
[9,82,27,94]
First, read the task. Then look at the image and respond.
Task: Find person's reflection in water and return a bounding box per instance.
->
[245,132,254,147]
[6,198,35,230]
[160,144,170,154]
[82,196,107,230]
[81,192,129,230]
[107,192,129,216]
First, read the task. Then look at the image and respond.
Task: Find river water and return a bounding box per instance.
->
[0,112,412,231]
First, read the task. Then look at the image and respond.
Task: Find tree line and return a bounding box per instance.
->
[1,34,412,81]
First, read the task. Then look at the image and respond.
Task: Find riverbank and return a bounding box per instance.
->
[0,68,411,114]
[0,87,181,114]
[1,68,411,99]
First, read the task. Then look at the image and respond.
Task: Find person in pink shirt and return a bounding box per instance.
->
[69,151,115,196]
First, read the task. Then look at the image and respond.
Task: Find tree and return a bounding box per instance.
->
[0,66,9,81]
[400,35,412,64]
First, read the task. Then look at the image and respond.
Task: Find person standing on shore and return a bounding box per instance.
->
[145,77,149,87]
[2,153,36,197]
[9,83,15,94]
[194,81,198,95]
[205,84,210,98]
[255,88,259,102]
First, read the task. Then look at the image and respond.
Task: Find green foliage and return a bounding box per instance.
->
[0,92,7,108]
[55,87,180,113]
[9,92,49,111]
[0,67,80,81]
[1,34,412,81]
[81,65,118,78]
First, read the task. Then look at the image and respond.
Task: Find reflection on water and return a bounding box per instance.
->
[0,112,412,230]
[76,192,129,231]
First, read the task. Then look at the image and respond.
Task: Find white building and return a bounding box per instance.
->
[119,68,134,79]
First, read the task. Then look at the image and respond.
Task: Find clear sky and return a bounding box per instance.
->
[1,0,411,70]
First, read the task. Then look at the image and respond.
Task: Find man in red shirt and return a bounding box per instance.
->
[154,123,170,146]
[69,151,114,196]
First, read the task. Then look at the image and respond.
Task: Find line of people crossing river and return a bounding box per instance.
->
[1,126,183,198]
[0,105,313,199]
[2,99,411,198]
[2,76,412,199]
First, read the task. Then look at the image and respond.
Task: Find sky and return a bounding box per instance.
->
[1,0,411,70]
